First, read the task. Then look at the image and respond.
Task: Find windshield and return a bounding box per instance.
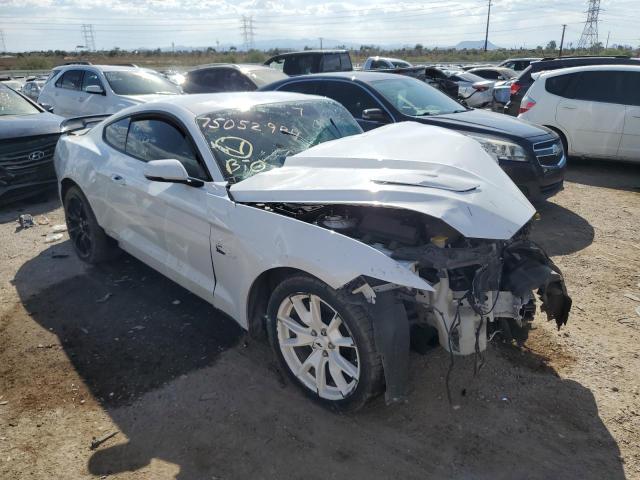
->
[104,70,181,95]
[455,72,486,83]
[244,68,288,87]
[197,99,362,183]
[371,77,466,116]
[391,60,411,68]
[0,85,40,116]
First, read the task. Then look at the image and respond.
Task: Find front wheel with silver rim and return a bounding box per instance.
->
[267,275,383,411]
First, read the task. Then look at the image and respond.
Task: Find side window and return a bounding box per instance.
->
[277,80,320,95]
[370,60,384,70]
[573,71,626,104]
[322,54,341,72]
[81,71,103,91]
[545,73,579,98]
[340,53,352,71]
[104,117,130,151]
[322,81,379,119]
[266,58,285,72]
[125,118,207,179]
[225,70,255,91]
[284,55,319,75]
[622,72,640,107]
[55,70,83,90]
[477,70,499,80]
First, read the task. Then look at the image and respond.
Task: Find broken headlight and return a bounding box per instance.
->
[468,134,529,162]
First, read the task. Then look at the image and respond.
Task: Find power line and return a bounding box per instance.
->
[577,0,600,50]
[81,24,96,51]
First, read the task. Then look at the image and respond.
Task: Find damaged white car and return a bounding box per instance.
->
[55,92,571,410]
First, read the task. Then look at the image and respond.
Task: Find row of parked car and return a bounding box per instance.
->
[2,52,639,207]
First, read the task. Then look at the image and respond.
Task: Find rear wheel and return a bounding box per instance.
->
[267,275,383,411]
[63,186,119,263]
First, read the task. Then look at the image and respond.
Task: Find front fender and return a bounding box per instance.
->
[210,201,434,328]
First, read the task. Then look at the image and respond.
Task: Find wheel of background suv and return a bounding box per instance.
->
[63,186,119,264]
[267,274,383,411]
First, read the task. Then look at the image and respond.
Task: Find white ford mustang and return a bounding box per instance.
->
[54,92,571,410]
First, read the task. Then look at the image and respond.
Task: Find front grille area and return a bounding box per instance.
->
[533,138,564,167]
[0,133,60,185]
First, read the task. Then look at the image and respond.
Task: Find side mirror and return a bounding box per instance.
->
[85,85,105,95]
[144,159,204,187]
[40,103,54,113]
[361,108,390,123]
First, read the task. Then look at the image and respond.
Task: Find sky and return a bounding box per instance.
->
[0,0,638,52]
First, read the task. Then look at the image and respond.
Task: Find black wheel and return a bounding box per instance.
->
[63,186,119,263]
[266,274,383,411]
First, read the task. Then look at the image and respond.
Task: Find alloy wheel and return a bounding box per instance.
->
[66,196,92,258]
[276,293,360,400]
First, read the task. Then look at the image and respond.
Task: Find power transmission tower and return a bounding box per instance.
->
[577,0,600,51]
[483,0,492,52]
[241,15,255,51]
[81,24,96,51]
[0,30,6,53]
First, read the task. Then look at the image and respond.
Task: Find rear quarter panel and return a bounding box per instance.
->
[54,128,110,222]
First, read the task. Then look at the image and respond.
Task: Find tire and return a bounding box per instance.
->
[63,185,120,264]
[266,274,383,411]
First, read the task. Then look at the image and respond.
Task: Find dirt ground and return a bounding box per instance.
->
[0,159,639,480]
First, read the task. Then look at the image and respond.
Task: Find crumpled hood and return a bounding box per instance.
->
[230,122,536,240]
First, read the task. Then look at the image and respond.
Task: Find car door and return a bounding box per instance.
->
[78,69,111,115]
[52,69,84,116]
[319,80,388,131]
[103,114,216,300]
[618,71,640,161]
[556,70,625,158]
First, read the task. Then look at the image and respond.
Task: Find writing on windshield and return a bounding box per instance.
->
[196,100,361,183]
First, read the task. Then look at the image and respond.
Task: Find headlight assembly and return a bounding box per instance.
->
[468,135,529,162]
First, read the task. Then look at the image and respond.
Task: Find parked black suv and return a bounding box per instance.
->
[261,72,566,203]
[264,50,352,76]
[504,55,640,116]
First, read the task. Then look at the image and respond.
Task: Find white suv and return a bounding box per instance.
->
[518,64,640,162]
[37,65,182,117]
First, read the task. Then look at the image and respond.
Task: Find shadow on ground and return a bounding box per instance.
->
[530,200,594,256]
[566,158,640,192]
[13,247,625,480]
[0,188,60,224]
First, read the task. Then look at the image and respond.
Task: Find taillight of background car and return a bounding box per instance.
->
[510,82,522,96]
[519,95,536,114]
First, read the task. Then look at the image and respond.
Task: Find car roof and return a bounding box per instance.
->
[189,63,273,72]
[538,63,640,78]
[502,57,541,62]
[274,71,401,82]
[269,50,347,57]
[370,56,408,62]
[54,64,145,73]
[125,91,328,116]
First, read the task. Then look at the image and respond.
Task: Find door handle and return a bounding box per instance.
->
[110,174,126,185]
[561,105,577,110]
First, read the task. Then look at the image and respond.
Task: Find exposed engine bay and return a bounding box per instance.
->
[253,202,572,355]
